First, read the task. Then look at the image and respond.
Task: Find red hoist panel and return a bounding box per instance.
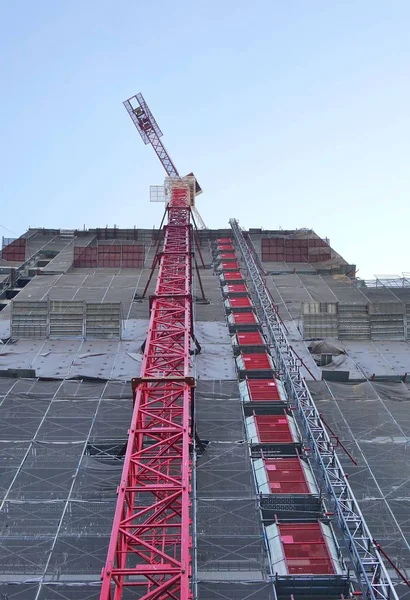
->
[236,332,265,346]
[100,185,193,600]
[224,283,248,294]
[231,311,258,325]
[254,413,295,443]
[264,458,310,494]
[228,297,253,309]
[217,244,234,252]
[279,522,335,574]
[221,260,240,270]
[247,379,281,402]
[223,271,243,281]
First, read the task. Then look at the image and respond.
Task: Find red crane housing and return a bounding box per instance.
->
[100,180,194,599]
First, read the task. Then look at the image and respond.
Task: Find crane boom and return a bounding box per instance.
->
[124,93,180,177]
[124,93,207,228]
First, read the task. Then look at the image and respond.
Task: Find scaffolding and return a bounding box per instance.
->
[229,218,399,600]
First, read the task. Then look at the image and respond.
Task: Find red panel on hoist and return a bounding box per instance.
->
[217,238,232,244]
[254,413,294,443]
[231,311,258,325]
[229,297,253,309]
[236,332,265,346]
[240,352,272,371]
[247,379,281,401]
[279,523,335,574]
[264,458,310,494]
[221,260,239,270]
[218,244,234,252]
[223,271,243,281]
[220,252,236,259]
[225,283,248,294]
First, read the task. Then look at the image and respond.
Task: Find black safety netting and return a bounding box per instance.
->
[0,377,273,599]
[0,378,131,600]
[195,380,269,588]
[307,379,410,589]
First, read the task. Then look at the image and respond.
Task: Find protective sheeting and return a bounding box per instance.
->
[341,340,410,377]
[307,379,410,577]
[308,339,346,355]
[270,332,410,380]
[0,339,144,380]
[0,320,235,381]
[10,271,144,315]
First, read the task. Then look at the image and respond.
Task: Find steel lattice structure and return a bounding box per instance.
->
[100,181,193,600]
[229,218,399,600]
[124,93,180,178]
[123,93,207,229]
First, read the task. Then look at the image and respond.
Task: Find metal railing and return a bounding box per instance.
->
[230,218,398,600]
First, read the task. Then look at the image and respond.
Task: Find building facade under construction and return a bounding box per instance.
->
[0,218,409,600]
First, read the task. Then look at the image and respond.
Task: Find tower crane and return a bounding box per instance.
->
[100,96,196,600]
[124,93,207,229]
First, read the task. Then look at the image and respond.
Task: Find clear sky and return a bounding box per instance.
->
[1,1,409,278]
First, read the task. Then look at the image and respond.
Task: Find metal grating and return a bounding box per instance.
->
[49,300,84,338]
[11,300,122,339]
[301,301,410,341]
[85,303,122,339]
[11,300,48,338]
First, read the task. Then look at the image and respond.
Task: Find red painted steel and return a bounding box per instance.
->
[264,458,310,494]
[74,244,144,269]
[225,283,248,294]
[228,297,253,309]
[221,260,239,270]
[231,311,258,325]
[261,237,331,263]
[240,352,272,371]
[236,332,264,346]
[247,379,281,402]
[279,522,335,574]
[2,238,26,262]
[74,247,98,268]
[217,244,234,252]
[100,184,193,600]
[254,413,294,443]
[223,271,243,281]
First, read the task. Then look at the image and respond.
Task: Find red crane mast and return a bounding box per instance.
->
[100,178,194,599]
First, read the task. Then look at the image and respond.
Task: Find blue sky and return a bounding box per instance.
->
[1,0,409,278]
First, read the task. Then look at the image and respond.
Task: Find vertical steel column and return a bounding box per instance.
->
[229,218,398,600]
[100,182,193,600]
